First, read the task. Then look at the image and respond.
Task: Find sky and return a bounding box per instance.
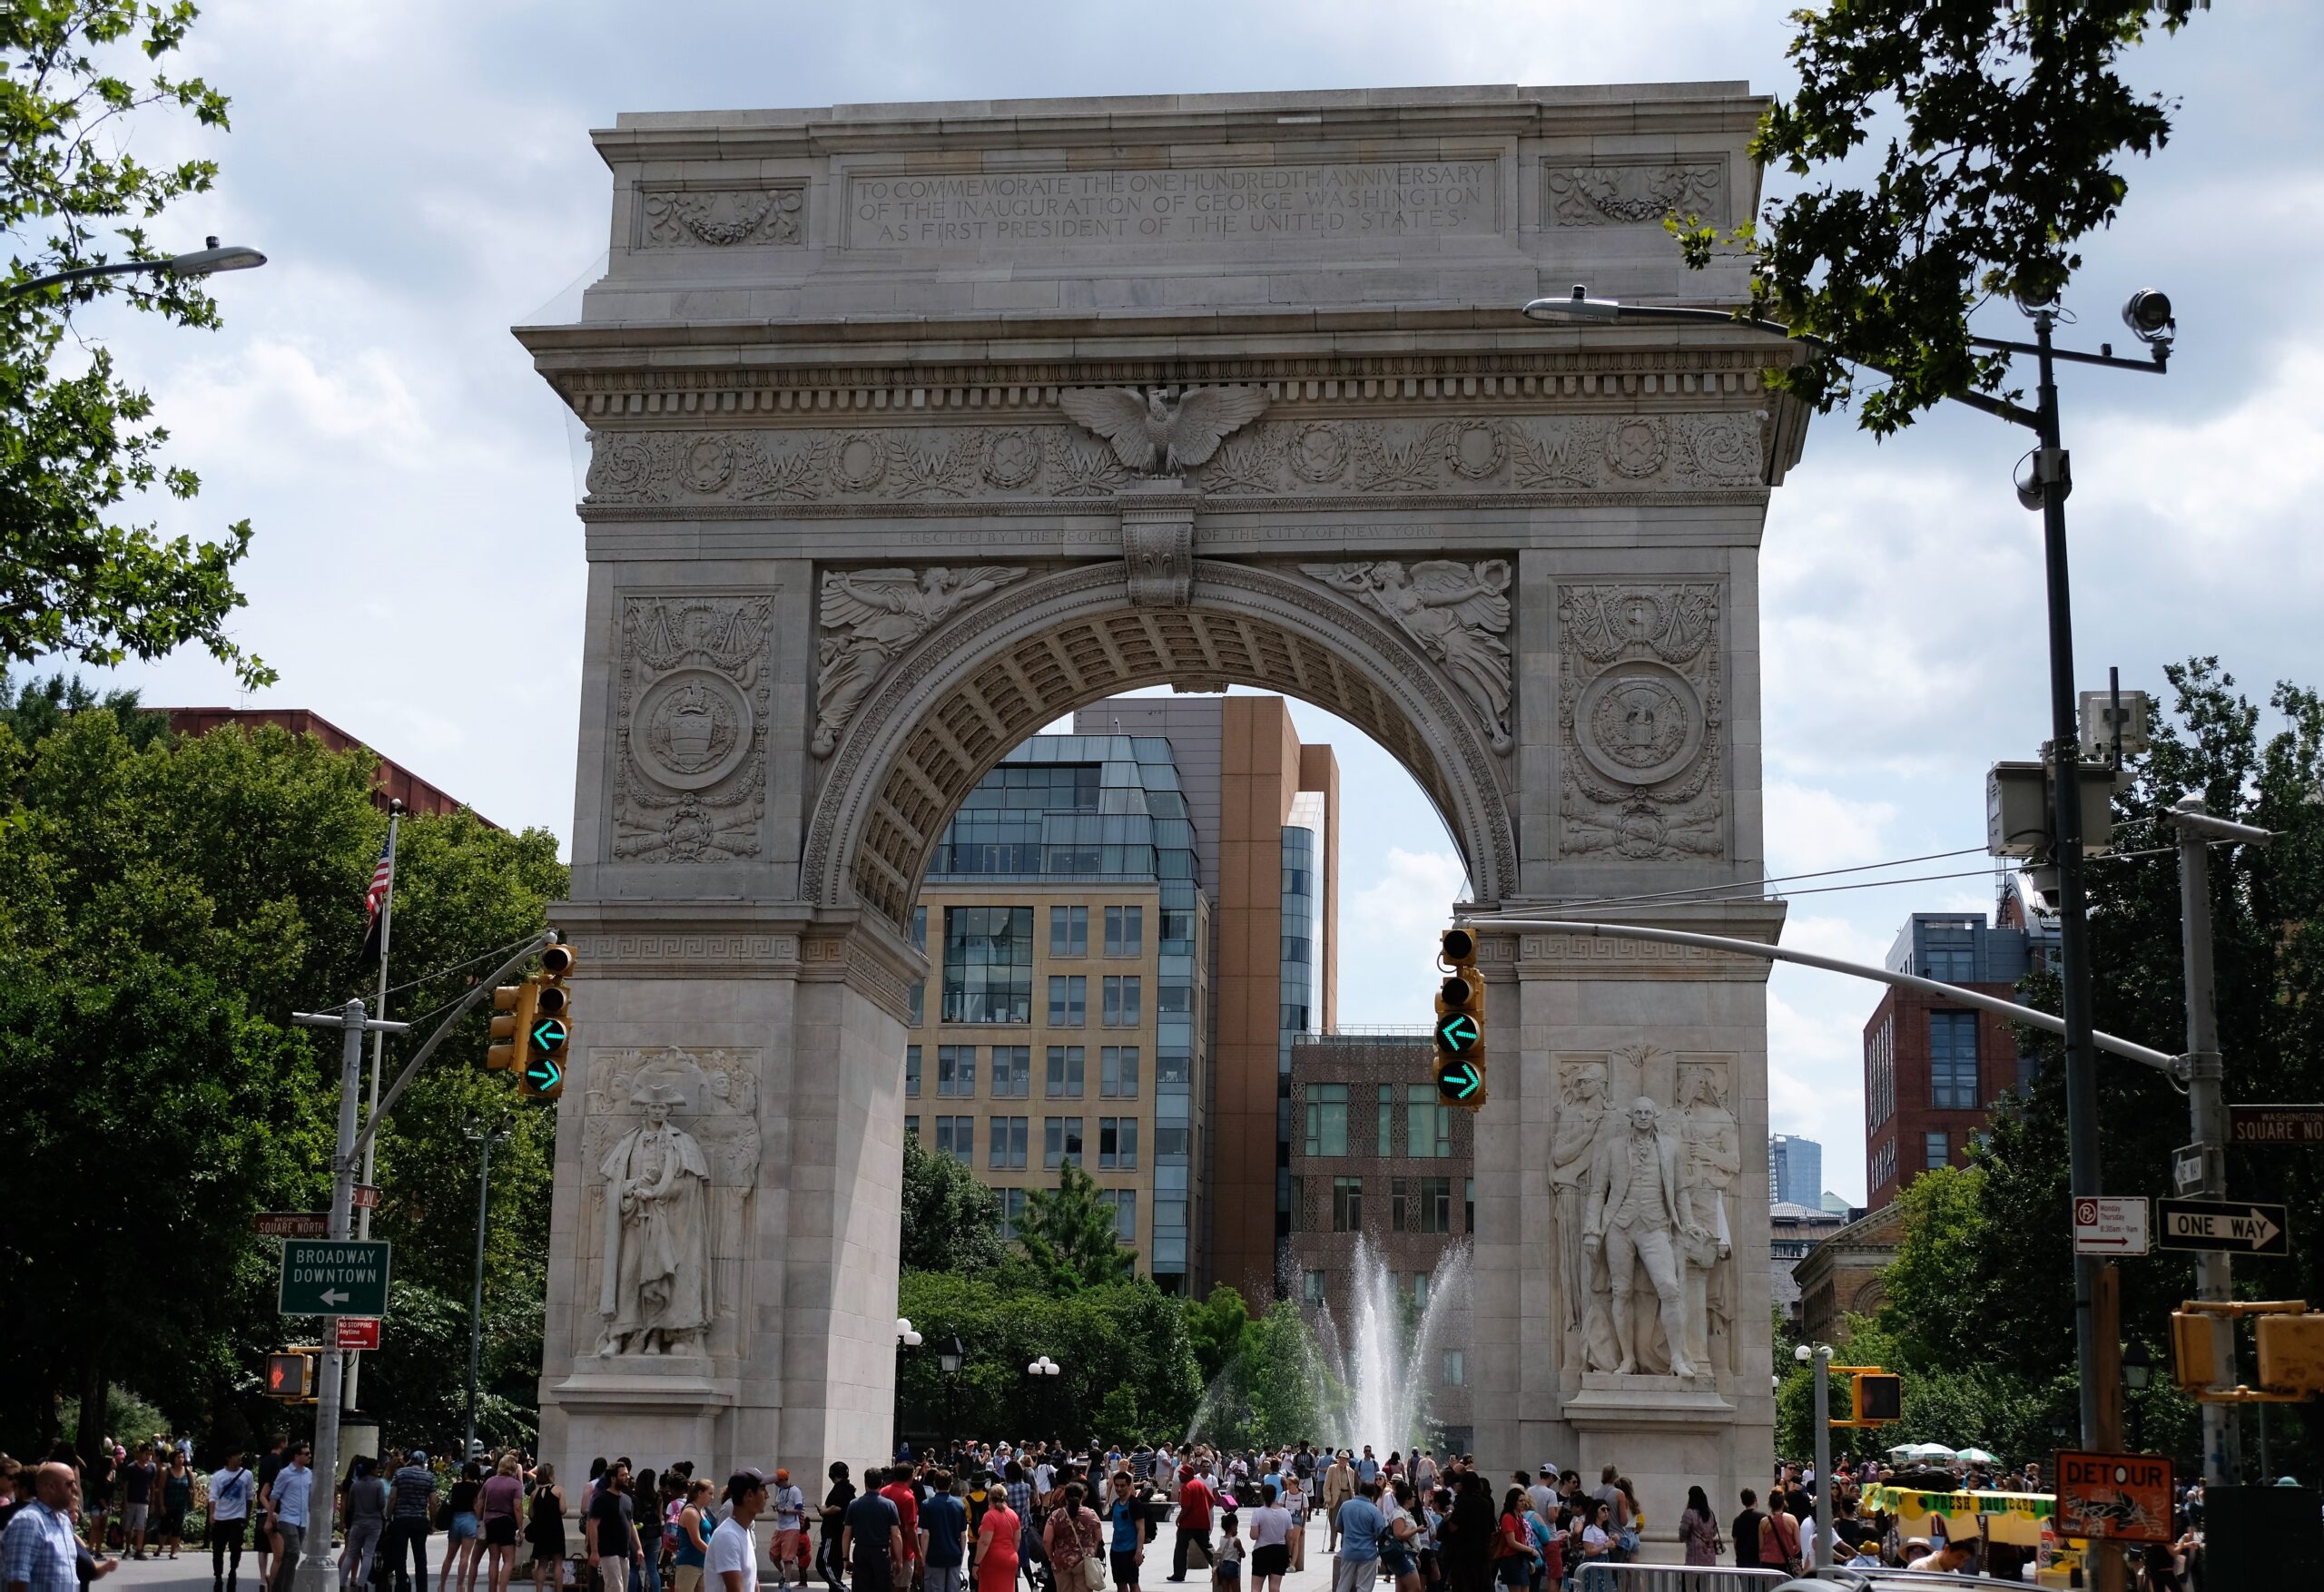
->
[60,1,2324,1205]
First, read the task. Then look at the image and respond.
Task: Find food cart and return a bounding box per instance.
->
[1861,1483,2085,1585]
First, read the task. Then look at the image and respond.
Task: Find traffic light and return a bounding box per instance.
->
[487,978,537,1074]
[1852,1371,1903,1424]
[1433,927,1486,1110]
[521,944,576,1102]
[265,1351,317,1402]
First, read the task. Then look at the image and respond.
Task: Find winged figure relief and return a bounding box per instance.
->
[1305,558,1514,752]
[812,566,1027,755]
[1058,386,1269,476]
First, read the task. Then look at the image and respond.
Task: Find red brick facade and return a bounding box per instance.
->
[163,707,487,823]
[1862,984,2025,1208]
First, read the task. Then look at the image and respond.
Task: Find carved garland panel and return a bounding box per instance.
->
[581,412,1764,509]
[614,595,774,865]
[1556,582,1727,861]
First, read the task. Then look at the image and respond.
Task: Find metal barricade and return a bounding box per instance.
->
[1576,1566,1791,1592]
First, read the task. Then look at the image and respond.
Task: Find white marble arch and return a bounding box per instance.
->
[803,558,1521,929]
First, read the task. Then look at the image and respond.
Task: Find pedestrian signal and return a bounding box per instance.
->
[487,979,537,1074]
[1433,928,1486,1110]
[265,1351,316,1401]
[1853,1371,1903,1423]
[523,944,576,1102]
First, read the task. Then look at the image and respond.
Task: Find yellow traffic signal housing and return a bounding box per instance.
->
[265,1351,317,1401]
[487,979,537,1073]
[2171,1310,2226,1392]
[522,944,576,1102]
[2256,1312,2324,1395]
[1433,928,1486,1110]
[1853,1371,1903,1424]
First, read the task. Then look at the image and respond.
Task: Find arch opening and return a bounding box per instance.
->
[807,560,1518,931]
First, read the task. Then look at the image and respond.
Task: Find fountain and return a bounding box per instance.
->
[1188,1234,1471,1452]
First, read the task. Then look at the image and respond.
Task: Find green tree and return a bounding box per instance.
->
[1679,1,2203,432]
[1183,1283,1255,1387]
[0,687,567,1457]
[0,3,270,686]
[900,1131,1008,1274]
[1016,1163,1135,1292]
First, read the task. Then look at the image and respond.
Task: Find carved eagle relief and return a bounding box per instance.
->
[1058,385,1270,476]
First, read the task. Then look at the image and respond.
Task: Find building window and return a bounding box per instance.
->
[998,1185,1029,1241]
[1866,1015,1896,1130]
[1044,1115,1084,1169]
[1048,975,1087,1027]
[1442,1350,1465,1386]
[1105,905,1144,957]
[1395,1176,1450,1233]
[1287,1174,1305,1233]
[1099,1116,1139,1169]
[1870,1138,1897,1192]
[1922,923,1976,982]
[1925,1130,1950,1171]
[989,1115,1029,1170]
[909,906,928,1026]
[1305,1084,1349,1157]
[1332,1174,1363,1233]
[1302,1269,1326,1306]
[1405,1085,1452,1158]
[1045,1046,1085,1098]
[1105,1188,1137,1244]
[990,1045,1031,1098]
[936,1045,977,1096]
[941,906,1033,1024]
[1464,1176,1474,1235]
[1101,1046,1140,1098]
[1049,905,1088,957]
[1377,1084,1394,1155]
[904,1115,919,1140]
[1102,976,1142,1027]
[934,1115,973,1165]
[1410,1272,1430,1310]
[905,1046,921,1098]
[1930,1010,1980,1109]
[1160,909,1195,948]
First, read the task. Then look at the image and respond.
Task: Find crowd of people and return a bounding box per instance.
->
[2,1430,2261,1592]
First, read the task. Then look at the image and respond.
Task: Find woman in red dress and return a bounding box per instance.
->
[973,1482,1022,1592]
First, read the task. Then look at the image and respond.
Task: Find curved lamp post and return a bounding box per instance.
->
[4,235,267,300]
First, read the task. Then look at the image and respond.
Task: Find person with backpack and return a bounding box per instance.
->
[1758,1496,1803,1577]
[208,1449,257,1590]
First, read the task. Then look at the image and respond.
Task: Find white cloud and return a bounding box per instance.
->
[1340,848,1469,1026]
[1765,781,1896,875]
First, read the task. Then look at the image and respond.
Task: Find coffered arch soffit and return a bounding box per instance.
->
[803,560,1518,930]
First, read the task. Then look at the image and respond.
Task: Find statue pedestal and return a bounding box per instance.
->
[548,1357,738,1478]
[1564,1373,1738,1563]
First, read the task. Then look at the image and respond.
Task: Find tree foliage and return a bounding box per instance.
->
[1015,1163,1136,1292]
[1862,659,2324,1479]
[1679,1,2203,433]
[0,2,268,685]
[0,682,566,1458]
[900,1131,1008,1275]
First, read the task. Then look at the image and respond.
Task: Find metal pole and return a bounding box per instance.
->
[347,803,402,1414]
[2029,310,2109,1458]
[2170,797,2272,1484]
[463,1127,501,1464]
[1810,1348,1833,1571]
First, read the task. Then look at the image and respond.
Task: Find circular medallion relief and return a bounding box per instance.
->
[1607,416,1669,479]
[632,669,754,791]
[1444,419,1506,479]
[829,430,889,491]
[681,436,734,495]
[1288,422,1349,483]
[1574,662,1704,787]
[981,428,1041,489]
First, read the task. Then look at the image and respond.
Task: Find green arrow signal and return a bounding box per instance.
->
[531,1016,569,1053]
[1434,1013,1480,1055]
[1437,1060,1482,1102]
[525,1053,562,1094]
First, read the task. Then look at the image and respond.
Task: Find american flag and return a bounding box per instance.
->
[357,831,395,968]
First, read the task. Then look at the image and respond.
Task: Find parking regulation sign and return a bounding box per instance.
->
[2072,1195,2150,1256]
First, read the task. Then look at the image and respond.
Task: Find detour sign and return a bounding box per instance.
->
[2054,1450,2173,1545]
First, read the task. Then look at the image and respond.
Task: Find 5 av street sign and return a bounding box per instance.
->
[278,1238,391,1316]
[2155,1198,2290,1257]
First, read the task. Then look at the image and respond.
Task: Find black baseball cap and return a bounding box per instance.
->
[727,1468,769,1504]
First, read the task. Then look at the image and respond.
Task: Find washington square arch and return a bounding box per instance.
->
[517,82,1810,1529]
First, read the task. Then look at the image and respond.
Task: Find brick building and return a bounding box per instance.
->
[163,707,486,821]
[1861,892,2055,1207]
[1792,1202,1908,1347]
[1286,1031,1473,1450]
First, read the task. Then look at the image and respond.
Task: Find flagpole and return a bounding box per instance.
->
[344,799,402,1415]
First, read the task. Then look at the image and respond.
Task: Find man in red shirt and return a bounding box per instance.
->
[880,1468,921,1590]
[1167,1466,1212,1582]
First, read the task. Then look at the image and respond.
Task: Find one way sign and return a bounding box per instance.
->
[2156,1197,2290,1257]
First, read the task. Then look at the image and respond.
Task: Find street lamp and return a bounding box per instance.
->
[2123,1340,2153,1452]
[1523,281,2171,1456]
[1027,1355,1060,1440]
[1795,1342,1837,1571]
[3,235,267,300]
[897,1316,923,1348]
[938,1333,967,1448]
